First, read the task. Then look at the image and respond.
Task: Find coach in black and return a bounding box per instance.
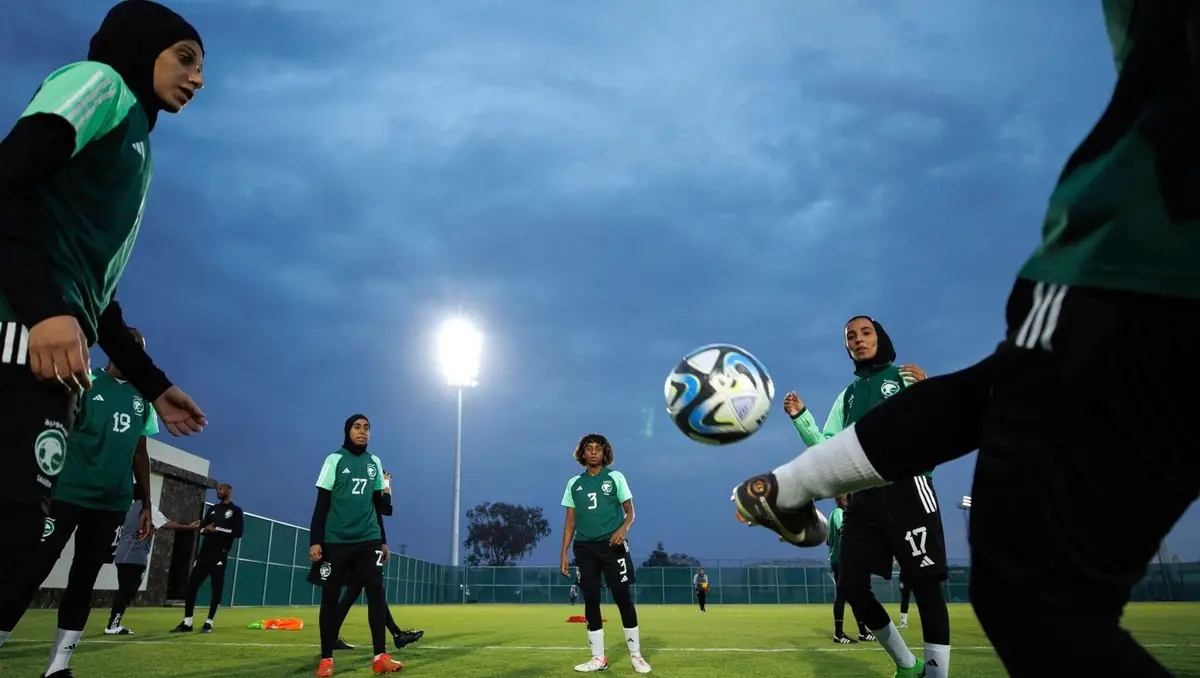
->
[170,483,243,634]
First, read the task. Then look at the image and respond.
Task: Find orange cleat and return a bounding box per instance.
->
[372,653,403,673]
[315,657,334,677]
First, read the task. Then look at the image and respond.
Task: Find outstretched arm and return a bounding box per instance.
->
[97,299,171,401]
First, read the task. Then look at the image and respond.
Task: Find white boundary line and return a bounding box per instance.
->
[5,639,1200,653]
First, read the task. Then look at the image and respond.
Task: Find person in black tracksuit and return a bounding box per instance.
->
[170,484,243,633]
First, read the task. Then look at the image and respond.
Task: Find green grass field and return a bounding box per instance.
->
[3,603,1198,676]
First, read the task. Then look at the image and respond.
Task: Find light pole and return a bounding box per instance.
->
[436,316,483,569]
[958,495,971,540]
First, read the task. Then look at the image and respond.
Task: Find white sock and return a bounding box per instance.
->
[183,616,193,626]
[772,423,888,508]
[45,628,82,674]
[587,629,605,658]
[624,627,641,655]
[872,622,917,669]
[925,643,951,678]
[900,612,908,625]
[0,629,9,647]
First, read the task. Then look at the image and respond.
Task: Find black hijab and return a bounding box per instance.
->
[343,414,369,456]
[845,315,896,369]
[87,0,203,131]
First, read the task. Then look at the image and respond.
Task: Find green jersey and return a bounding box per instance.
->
[827,506,844,565]
[0,62,153,342]
[562,468,632,543]
[1018,1,1200,299]
[791,364,932,477]
[315,448,385,544]
[54,368,158,510]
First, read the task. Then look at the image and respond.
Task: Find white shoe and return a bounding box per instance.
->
[898,622,908,629]
[574,656,609,672]
[631,655,652,673]
[104,625,134,635]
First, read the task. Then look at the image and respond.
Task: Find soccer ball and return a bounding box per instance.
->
[663,344,775,445]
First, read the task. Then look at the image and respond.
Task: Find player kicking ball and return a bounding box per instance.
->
[559,434,651,674]
[0,328,163,676]
[309,415,402,676]
[736,317,950,678]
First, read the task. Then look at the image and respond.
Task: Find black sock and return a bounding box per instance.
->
[385,608,401,637]
[319,587,341,659]
[835,619,844,636]
[858,621,869,635]
[365,581,388,655]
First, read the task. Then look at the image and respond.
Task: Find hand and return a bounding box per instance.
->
[383,472,392,495]
[188,520,201,529]
[609,526,628,546]
[28,316,91,391]
[898,364,927,384]
[782,391,804,417]
[310,544,323,562]
[137,508,153,540]
[202,524,215,534]
[560,553,570,577]
[380,544,390,563]
[153,385,207,436]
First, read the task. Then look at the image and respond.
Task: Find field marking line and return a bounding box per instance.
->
[5,639,1199,653]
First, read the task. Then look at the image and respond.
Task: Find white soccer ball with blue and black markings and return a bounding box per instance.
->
[664,344,775,445]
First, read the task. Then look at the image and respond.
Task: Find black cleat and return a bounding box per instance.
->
[332,637,355,650]
[859,631,876,642]
[200,622,213,634]
[44,670,75,677]
[394,629,424,649]
[169,622,193,633]
[833,633,858,645]
[732,472,828,547]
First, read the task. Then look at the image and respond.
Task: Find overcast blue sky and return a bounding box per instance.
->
[4,1,1197,566]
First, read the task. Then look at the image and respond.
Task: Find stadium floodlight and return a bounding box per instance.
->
[436,316,484,569]
[958,495,971,538]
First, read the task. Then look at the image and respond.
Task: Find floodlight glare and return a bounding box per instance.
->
[437,316,483,387]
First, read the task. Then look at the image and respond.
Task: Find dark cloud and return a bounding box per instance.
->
[6,1,1197,562]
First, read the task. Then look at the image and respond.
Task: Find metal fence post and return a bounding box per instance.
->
[287,526,297,607]
[262,521,274,606]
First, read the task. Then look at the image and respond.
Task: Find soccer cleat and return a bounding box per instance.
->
[104,625,135,635]
[394,629,424,649]
[332,637,355,651]
[630,654,652,674]
[372,653,403,673]
[574,656,610,672]
[200,622,213,633]
[44,670,74,677]
[859,631,876,642]
[315,658,335,677]
[731,473,828,547]
[169,622,193,633]
[893,657,926,677]
[833,633,857,644]
[898,621,908,629]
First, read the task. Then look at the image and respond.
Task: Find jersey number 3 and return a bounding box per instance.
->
[586,492,597,510]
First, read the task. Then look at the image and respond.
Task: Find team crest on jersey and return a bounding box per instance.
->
[132,397,145,415]
[43,518,55,540]
[319,563,332,580]
[880,380,900,398]
[34,429,67,477]
[224,510,233,519]
[600,480,613,495]
[367,466,377,479]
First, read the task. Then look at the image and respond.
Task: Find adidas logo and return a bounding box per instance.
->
[928,659,939,667]
[919,556,935,568]
[342,468,351,474]
[575,486,582,491]
[92,394,104,401]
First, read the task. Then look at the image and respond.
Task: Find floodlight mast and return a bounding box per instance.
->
[959,495,971,538]
[437,317,484,570]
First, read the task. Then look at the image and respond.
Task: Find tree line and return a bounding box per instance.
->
[463,501,698,567]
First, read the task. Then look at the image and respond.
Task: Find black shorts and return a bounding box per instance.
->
[839,476,948,583]
[0,337,78,514]
[194,546,231,572]
[307,541,385,590]
[970,279,1200,616]
[41,500,127,574]
[573,540,635,593]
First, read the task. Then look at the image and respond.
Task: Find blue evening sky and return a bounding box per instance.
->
[4,1,1196,565]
